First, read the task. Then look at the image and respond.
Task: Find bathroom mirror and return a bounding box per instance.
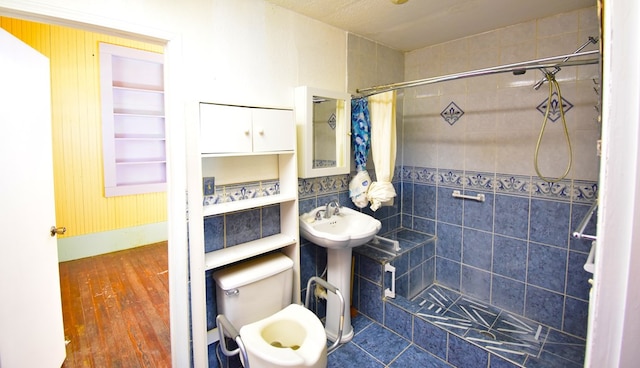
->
[295,86,351,178]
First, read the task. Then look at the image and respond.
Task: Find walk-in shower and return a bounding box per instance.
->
[343,36,602,367]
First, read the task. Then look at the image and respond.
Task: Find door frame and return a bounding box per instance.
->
[0,4,189,366]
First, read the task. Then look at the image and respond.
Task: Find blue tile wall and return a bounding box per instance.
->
[354,229,436,308]
[413,315,448,359]
[491,274,525,314]
[204,167,597,368]
[300,168,595,365]
[400,167,597,340]
[492,235,527,282]
[462,228,492,270]
[448,334,489,368]
[203,203,282,335]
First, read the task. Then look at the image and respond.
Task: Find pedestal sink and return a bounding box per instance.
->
[299,206,382,343]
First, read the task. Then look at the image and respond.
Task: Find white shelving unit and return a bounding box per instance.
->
[99,43,166,197]
[186,102,300,368]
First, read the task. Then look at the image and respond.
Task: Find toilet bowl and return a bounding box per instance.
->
[214,253,344,368]
[239,304,327,368]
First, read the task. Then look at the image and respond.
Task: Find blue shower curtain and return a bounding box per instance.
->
[351,97,371,171]
[349,98,372,208]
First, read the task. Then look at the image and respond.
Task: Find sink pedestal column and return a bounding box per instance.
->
[325,247,354,343]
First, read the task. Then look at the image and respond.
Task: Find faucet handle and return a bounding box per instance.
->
[315,209,325,221]
[333,199,341,213]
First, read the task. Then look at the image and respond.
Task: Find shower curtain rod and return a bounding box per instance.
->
[354,50,599,98]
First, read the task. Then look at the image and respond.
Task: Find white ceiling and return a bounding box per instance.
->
[264,0,596,52]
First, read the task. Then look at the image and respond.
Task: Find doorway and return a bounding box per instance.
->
[0,12,189,365]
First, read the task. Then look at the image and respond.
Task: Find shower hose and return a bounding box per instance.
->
[534,72,572,183]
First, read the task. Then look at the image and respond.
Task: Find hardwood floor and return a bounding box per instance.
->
[59,242,171,367]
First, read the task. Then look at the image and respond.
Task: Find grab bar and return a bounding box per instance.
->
[572,200,598,241]
[583,241,596,274]
[452,190,485,202]
[384,263,396,298]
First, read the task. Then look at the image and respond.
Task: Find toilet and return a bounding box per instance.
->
[214,252,342,368]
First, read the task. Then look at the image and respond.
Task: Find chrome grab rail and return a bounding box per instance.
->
[573,200,598,241]
[305,276,345,353]
[452,190,485,202]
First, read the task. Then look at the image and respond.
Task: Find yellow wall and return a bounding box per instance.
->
[1,17,166,237]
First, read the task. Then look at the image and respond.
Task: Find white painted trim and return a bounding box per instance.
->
[585,0,640,366]
[57,222,168,262]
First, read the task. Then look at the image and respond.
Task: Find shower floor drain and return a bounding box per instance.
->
[477,330,496,340]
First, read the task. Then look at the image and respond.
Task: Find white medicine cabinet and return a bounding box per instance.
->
[295,86,351,178]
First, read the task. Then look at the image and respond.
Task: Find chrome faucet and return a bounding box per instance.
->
[324,199,340,219]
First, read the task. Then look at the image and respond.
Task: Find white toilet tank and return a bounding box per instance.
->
[213,252,294,330]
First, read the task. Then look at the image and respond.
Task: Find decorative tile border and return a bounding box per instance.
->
[298,174,351,199]
[398,166,598,203]
[401,166,415,181]
[312,160,337,168]
[203,180,279,205]
[572,180,598,203]
[462,171,494,192]
[531,178,573,202]
[494,174,531,196]
[437,169,465,188]
[414,167,438,184]
[293,167,597,203]
[393,165,403,182]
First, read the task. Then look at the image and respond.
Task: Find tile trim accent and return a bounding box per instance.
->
[203,179,280,205]
[298,174,351,199]
[401,166,597,203]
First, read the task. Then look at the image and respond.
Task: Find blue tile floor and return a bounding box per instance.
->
[328,284,586,368]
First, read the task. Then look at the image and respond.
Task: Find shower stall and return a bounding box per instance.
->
[302,8,601,367]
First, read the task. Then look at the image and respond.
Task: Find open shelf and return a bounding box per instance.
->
[204,234,297,270]
[203,193,296,216]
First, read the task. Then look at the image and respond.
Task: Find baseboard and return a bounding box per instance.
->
[57,222,168,262]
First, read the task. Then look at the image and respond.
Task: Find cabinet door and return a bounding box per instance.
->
[251,108,295,152]
[200,104,252,154]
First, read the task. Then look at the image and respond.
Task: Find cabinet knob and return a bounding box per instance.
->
[258,129,264,135]
[244,130,250,135]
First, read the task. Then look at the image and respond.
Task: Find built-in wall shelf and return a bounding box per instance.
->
[99,43,166,197]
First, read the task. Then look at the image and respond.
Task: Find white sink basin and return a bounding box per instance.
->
[299,206,382,249]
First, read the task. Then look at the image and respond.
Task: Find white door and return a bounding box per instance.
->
[0,28,66,367]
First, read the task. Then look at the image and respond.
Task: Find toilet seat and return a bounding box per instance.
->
[239,304,327,368]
